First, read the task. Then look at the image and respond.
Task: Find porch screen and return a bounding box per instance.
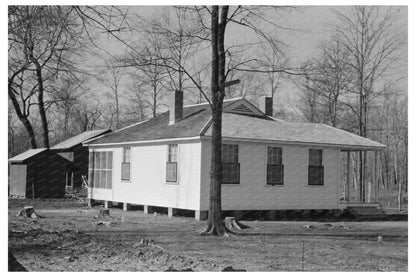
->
[121,147,131,181]
[267,146,284,185]
[88,151,113,189]
[222,144,240,184]
[308,149,324,185]
[166,144,178,182]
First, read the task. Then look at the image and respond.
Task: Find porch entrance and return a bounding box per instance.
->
[340,149,381,205]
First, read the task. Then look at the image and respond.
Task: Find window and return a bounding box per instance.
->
[166,144,178,182]
[88,151,113,189]
[308,149,324,185]
[121,147,131,181]
[267,147,284,185]
[222,144,240,184]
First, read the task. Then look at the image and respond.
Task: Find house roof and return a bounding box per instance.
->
[85,98,244,145]
[51,129,111,150]
[205,113,385,150]
[9,148,47,162]
[85,98,385,150]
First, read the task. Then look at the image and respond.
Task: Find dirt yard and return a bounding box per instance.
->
[8,198,408,271]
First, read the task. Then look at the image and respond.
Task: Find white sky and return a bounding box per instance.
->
[89,5,407,113]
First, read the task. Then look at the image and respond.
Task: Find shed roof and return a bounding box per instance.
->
[85,98,385,150]
[9,148,47,162]
[51,129,111,150]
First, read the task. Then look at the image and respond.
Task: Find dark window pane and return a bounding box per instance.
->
[101,152,107,169]
[168,144,178,162]
[309,149,322,166]
[100,170,107,188]
[223,144,238,163]
[106,171,112,189]
[107,152,113,169]
[93,170,99,188]
[94,152,100,170]
[166,162,177,182]
[121,162,130,180]
[222,163,240,184]
[123,147,131,163]
[88,152,94,186]
[88,152,94,169]
[267,164,284,185]
[268,147,282,164]
[308,166,324,185]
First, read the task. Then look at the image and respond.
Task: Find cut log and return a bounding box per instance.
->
[224,217,250,231]
[99,208,110,217]
[16,206,35,217]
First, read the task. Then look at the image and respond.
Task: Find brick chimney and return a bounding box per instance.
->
[259,96,273,117]
[169,90,183,125]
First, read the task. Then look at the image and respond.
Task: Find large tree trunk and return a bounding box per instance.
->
[200,5,231,236]
[32,59,50,148]
[8,90,37,149]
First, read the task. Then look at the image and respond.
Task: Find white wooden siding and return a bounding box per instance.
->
[88,142,202,210]
[200,139,340,210]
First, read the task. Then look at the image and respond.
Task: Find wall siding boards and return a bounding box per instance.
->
[200,139,340,211]
[88,142,202,210]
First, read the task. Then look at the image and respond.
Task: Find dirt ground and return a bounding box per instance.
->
[8,198,408,271]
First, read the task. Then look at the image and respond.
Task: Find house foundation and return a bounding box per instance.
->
[195,210,208,221]
[168,207,177,217]
[144,205,153,214]
[87,198,95,208]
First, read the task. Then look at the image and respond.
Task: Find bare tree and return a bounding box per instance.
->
[125,36,170,118]
[8,69,38,149]
[8,6,85,148]
[334,6,405,202]
[98,62,125,130]
[297,37,352,127]
[74,5,298,236]
[50,78,85,140]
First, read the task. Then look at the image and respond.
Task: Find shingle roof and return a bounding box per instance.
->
[50,129,111,150]
[86,98,385,150]
[9,148,47,162]
[86,99,243,145]
[204,113,385,149]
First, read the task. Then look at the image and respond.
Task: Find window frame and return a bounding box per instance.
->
[222,144,240,184]
[121,147,131,181]
[266,146,284,186]
[166,144,179,183]
[89,150,113,189]
[308,148,324,186]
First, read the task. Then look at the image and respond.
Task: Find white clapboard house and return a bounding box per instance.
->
[84,91,385,220]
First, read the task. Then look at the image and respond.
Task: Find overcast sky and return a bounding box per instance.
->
[86,5,408,116]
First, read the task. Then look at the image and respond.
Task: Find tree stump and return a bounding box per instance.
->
[17,206,35,217]
[223,217,250,231]
[99,208,110,217]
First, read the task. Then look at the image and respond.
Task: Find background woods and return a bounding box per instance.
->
[8,6,407,209]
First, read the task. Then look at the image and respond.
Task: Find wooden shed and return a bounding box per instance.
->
[9,148,68,198]
[50,130,111,189]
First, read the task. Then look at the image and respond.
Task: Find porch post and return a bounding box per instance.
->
[374,150,379,203]
[346,151,350,202]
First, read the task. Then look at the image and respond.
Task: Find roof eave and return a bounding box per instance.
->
[85,136,203,147]
[200,135,386,150]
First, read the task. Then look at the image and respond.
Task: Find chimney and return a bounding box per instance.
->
[259,96,273,117]
[169,90,183,125]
